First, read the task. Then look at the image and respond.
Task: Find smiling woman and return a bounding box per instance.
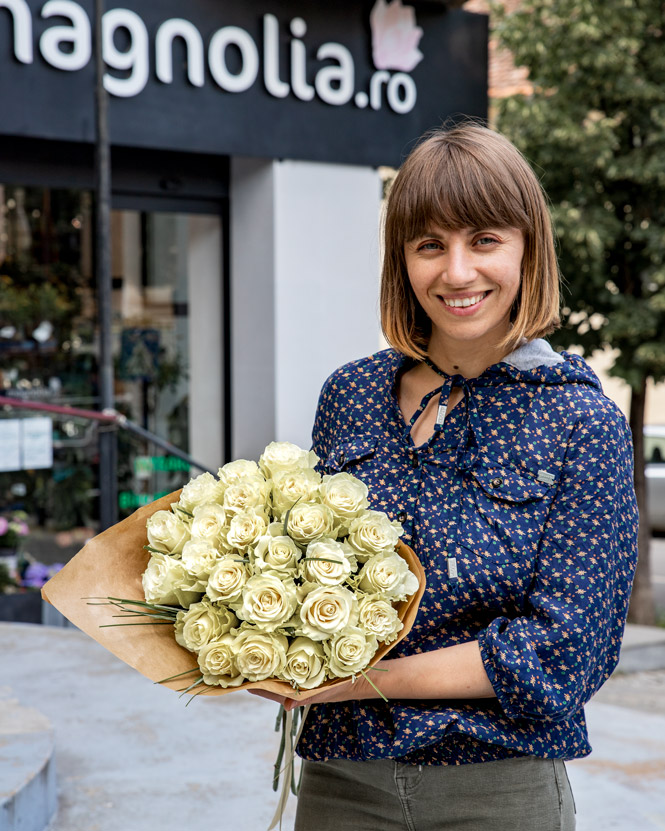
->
[259,124,639,831]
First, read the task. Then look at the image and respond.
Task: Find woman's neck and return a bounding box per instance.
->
[426,330,511,379]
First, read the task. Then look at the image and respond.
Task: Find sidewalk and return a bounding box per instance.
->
[1,623,296,831]
[1,621,664,831]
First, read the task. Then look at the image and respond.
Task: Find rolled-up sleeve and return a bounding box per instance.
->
[478,406,639,722]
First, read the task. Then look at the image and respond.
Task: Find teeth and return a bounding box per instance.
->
[443,292,486,308]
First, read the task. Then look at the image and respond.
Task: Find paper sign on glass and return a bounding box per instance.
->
[21,417,53,470]
[0,419,21,472]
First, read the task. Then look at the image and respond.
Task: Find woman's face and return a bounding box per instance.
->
[404,225,524,354]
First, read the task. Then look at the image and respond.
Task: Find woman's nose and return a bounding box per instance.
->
[444,244,475,285]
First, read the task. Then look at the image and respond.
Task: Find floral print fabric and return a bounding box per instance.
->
[297,344,638,765]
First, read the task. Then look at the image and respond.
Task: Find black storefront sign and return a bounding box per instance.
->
[0,0,487,166]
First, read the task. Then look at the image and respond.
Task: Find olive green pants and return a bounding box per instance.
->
[295,756,576,831]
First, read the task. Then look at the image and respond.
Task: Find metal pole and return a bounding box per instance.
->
[94,0,118,530]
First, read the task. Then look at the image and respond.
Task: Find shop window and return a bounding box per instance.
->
[0,185,223,584]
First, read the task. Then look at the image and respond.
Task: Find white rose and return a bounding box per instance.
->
[175,599,238,652]
[299,584,359,642]
[234,627,289,682]
[301,539,357,587]
[358,552,419,601]
[259,441,319,480]
[217,459,262,489]
[223,477,270,516]
[197,635,245,687]
[271,468,321,519]
[178,472,224,513]
[142,552,200,607]
[252,529,301,577]
[234,575,298,631]
[319,473,369,529]
[281,637,327,690]
[181,540,222,579]
[347,510,403,560]
[226,509,268,551]
[205,557,250,603]
[325,626,378,678]
[146,510,190,555]
[286,501,335,547]
[357,596,403,644]
[190,504,229,549]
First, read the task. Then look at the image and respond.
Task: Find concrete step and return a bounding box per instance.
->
[0,689,56,831]
[616,623,665,673]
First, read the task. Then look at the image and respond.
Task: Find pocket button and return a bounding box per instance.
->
[490,477,503,488]
[397,511,408,523]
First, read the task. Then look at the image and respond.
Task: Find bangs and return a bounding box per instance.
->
[389,141,533,244]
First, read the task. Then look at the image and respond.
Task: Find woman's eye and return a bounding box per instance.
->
[418,241,441,251]
[476,236,499,246]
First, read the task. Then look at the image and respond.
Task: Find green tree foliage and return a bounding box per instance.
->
[492,0,664,623]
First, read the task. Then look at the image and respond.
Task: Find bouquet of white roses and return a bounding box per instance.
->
[130,440,420,694]
[42,441,424,702]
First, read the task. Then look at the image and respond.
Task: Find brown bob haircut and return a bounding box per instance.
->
[381,122,560,359]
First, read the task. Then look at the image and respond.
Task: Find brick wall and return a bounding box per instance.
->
[464,0,531,102]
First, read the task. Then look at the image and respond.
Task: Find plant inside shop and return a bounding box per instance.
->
[0,554,63,595]
[0,553,63,623]
[0,510,29,552]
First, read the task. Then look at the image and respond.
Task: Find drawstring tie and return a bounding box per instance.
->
[423,359,484,593]
[423,358,484,470]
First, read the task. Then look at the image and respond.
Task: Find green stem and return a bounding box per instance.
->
[178,676,205,697]
[282,497,302,536]
[99,621,175,627]
[272,707,287,792]
[359,668,388,702]
[157,668,201,684]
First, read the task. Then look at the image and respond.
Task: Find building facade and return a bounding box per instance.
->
[0,0,487,556]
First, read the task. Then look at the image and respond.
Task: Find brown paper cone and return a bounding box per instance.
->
[42,489,426,701]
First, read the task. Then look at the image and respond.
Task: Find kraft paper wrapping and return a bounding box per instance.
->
[41,489,426,701]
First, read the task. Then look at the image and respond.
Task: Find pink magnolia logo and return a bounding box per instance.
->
[370,0,424,73]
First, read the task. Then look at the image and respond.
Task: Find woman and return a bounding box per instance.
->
[257,124,638,830]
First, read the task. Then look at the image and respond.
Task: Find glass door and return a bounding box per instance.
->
[113,209,223,515]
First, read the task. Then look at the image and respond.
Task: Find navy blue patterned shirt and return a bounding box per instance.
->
[297,340,638,765]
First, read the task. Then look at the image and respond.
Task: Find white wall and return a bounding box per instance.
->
[231,158,382,458]
[273,161,382,445]
[230,158,277,460]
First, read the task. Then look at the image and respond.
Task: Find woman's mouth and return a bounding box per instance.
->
[438,291,490,313]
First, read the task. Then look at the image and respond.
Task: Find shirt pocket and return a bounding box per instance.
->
[324,436,379,474]
[460,465,553,563]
